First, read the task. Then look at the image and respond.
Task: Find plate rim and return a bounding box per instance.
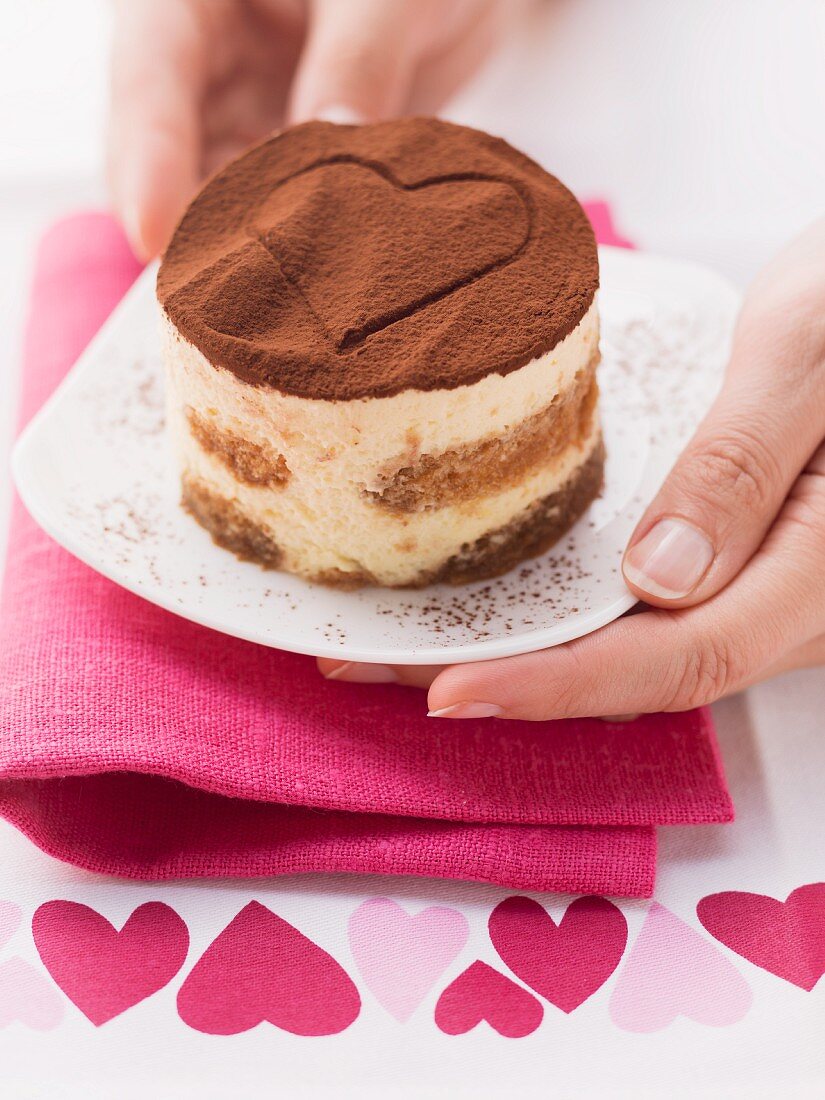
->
[11,247,741,665]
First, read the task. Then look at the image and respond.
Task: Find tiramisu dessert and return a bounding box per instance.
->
[158,118,601,588]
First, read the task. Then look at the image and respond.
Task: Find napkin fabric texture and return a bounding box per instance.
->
[0,209,732,898]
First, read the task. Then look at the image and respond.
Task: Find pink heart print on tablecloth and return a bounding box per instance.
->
[177,901,360,1035]
[435,961,543,1038]
[1,899,23,947]
[1,899,63,1030]
[488,895,627,1012]
[32,901,189,1026]
[348,897,469,1021]
[0,956,64,1031]
[609,902,753,1032]
[697,883,825,990]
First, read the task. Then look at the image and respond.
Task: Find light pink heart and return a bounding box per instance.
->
[0,901,23,948]
[0,957,65,1030]
[610,902,752,1033]
[349,898,469,1022]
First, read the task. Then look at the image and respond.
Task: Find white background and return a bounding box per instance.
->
[0,2,824,1096]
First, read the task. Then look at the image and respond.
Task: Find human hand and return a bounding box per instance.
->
[107,0,510,260]
[319,219,825,719]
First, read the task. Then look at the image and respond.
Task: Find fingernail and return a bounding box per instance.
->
[428,702,504,719]
[624,518,714,599]
[313,104,368,125]
[324,662,397,683]
[599,713,641,723]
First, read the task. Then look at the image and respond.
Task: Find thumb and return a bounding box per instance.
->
[288,0,424,124]
[622,308,825,608]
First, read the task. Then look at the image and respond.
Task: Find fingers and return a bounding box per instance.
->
[622,351,824,608]
[319,448,825,721]
[755,632,825,683]
[425,461,825,720]
[288,0,426,123]
[317,658,442,690]
[623,223,825,609]
[426,611,729,720]
[404,0,506,115]
[108,0,206,259]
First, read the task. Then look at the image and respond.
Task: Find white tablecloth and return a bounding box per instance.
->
[1,2,823,1096]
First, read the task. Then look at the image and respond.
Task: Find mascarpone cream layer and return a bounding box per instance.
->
[170,416,601,585]
[162,300,597,486]
[162,301,600,585]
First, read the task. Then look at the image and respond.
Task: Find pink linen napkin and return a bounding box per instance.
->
[0,210,732,898]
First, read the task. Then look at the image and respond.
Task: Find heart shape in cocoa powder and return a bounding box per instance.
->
[489,895,628,1013]
[250,158,531,350]
[435,961,543,1038]
[697,883,825,990]
[32,901,189,1026]
[176,901,360,1035]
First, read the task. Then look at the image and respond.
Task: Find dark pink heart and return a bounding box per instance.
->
[489,895,627,1012]
[435,961,543,1038]
[32,901,189,1025]
[697,883,825,990]
[176,901,360,1035]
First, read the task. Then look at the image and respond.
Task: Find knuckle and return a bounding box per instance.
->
[688,430,778,517]
[338,41,391,83]
[755,293,825,378]
[664,632,749,710]
[783,491,825,539]
[548,645,603,717]
[797,465,825,517]
[547,654,588,715]
[774,466,825,555]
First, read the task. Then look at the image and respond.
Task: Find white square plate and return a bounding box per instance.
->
[12,246,739,664]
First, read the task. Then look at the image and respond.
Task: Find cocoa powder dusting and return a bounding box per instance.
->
[157,118,598,401]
